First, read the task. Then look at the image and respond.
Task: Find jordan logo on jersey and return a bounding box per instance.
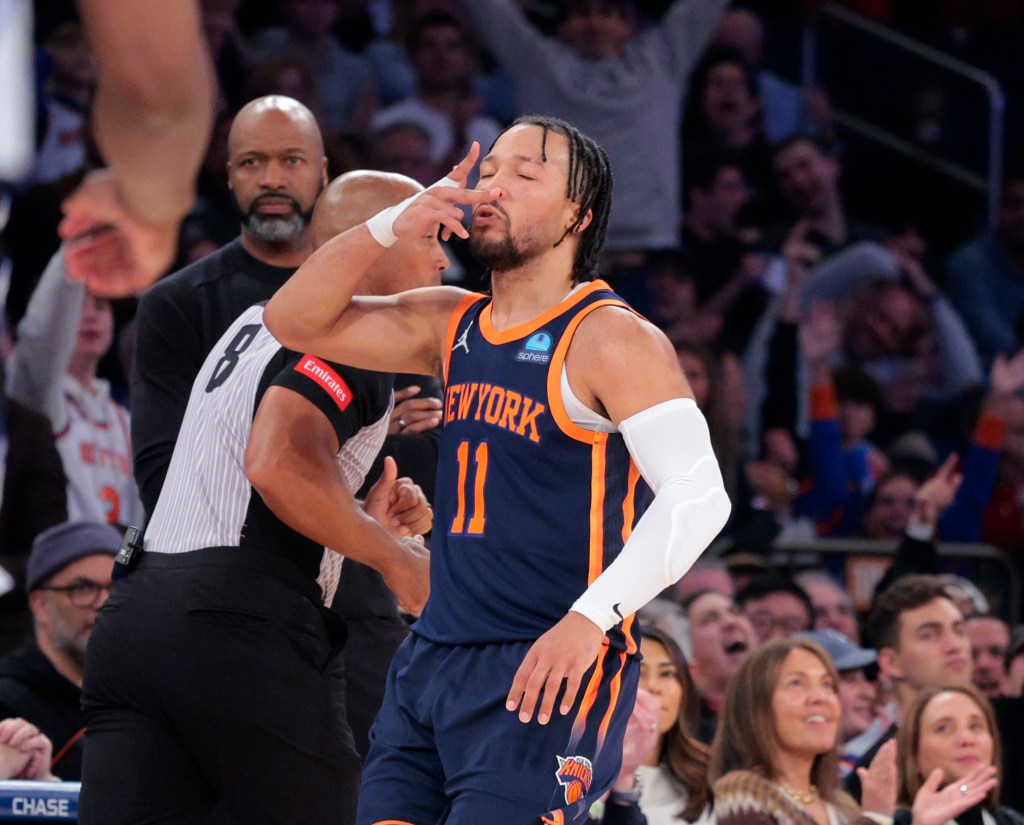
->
[453,320,473,354]
[555,755,593,805]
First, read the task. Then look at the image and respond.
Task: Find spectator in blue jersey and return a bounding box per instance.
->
[267,118,731,824]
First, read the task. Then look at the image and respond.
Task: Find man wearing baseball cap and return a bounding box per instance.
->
[0,521,118,779]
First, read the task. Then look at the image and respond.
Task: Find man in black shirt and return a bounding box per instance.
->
[0,521,119,780]
[131,95,328,511]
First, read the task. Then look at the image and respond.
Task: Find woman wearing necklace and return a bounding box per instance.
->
[709,637,897,825]
[894,686,1011,825]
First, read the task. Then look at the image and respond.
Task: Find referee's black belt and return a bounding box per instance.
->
[133,545,323,605]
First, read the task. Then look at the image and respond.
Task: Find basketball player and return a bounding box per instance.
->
[78,172,444,825]
[265,117,732,824]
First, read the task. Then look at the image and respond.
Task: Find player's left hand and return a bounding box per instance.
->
[59,168,179,297]
[365,456,432,537]
[506,612,605,725]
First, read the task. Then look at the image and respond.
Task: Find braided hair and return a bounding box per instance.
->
[497,115,613,283]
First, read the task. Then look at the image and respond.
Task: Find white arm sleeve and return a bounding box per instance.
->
[570,398,731,632]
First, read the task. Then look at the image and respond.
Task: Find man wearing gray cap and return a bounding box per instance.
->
[799,628,883,778]
[0,521,118,780]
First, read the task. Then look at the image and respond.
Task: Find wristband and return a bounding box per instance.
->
[365,174,460,249]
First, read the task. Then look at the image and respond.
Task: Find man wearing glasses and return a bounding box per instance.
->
[0,521,118,779]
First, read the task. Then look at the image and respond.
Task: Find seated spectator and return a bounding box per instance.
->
[795,570,862,644]
[682,590,758,742]
[946,172,1024,365]
[862,472,920,541]
[683,48,776,204]
[894,686,1006,825]
[27,23,94,187]
[711,637,896,825]
[712,9,835,144]
[0,718,54,781]
[799,299,888,536]
[675,342,745,503]
[846,575,972,801]
[250,0,376,135]
[771,136,888,259]
[370,13,501,180]
[679,155,771,353]
[966,614,1011,700]
[7,249,143,526]
[735,574,814,644]
[0,522,118,780]
[368,121,439,186]
[1005,627,1024,699]
[840,273,983,431]
[672,557,735,604]
[597,627,713,824]
[0,377,68,654]
[798,628,883,777]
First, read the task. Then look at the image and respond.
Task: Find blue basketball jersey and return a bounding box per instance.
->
[413,280,650,653]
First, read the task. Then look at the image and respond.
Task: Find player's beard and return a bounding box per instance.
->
[469,231,526,272]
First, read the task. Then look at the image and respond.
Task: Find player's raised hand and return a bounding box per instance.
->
[59,168,179,297]
[506,611,605,726]
[389,143,501,244]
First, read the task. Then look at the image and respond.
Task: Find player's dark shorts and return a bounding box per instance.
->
[79,546,361,825]
[357,633,639,825]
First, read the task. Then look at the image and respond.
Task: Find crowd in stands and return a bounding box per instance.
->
[4,0,1024,811]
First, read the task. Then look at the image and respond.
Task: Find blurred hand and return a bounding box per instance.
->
[612,688,661,792]
[912,454,962,529]
[800,299,842,368]
[858,739,897,817]
[910,765,997,825]
[389,386,443,436]
[59,169,179,297]
[989,349,1024,399]
[0,718,54,781]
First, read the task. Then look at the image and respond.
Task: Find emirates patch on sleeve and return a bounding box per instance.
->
[295,355,353,412]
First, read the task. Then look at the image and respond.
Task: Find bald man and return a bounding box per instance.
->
[80,170,448,825]
[132,95,328,518]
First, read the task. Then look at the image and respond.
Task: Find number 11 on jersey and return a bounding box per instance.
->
[450,440,488,535]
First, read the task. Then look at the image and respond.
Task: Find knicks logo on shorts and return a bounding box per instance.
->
[555,755,593,805]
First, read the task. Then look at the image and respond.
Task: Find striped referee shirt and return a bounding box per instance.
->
[144,303,393,605]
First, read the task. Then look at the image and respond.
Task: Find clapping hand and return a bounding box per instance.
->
[911,765,997,825]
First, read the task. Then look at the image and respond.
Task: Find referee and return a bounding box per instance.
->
[78,171,447,825]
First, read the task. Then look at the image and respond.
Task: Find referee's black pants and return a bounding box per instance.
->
[79,547,361,825]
